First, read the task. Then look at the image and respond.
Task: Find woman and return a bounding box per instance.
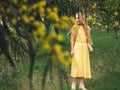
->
[70,12,93,90]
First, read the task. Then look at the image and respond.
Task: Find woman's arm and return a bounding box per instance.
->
[70,26,77,56]
[88,43,93,52]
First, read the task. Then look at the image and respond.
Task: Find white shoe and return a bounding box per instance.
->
[71,82,76,90]
[79,84,87,90]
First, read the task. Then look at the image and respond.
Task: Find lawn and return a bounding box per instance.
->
[0,27,120,90]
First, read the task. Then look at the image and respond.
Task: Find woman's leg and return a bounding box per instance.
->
[79,77,84,85]
[79,77,87,90]
[71,77,77,90]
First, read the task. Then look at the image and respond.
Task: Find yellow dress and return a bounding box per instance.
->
[71,25,91,78]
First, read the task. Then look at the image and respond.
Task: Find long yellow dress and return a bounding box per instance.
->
[71,25,91,78]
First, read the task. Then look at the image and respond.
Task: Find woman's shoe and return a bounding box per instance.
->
[71,82,76,90]
[79,84,87,90]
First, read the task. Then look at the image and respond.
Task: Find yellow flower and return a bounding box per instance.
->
[62,16,69,21]
[86,15,92,20]
[6,8,11,13]
[52,23,59,28]
[114,12,119,16]
[48,12,59,22]
[23,0,28,2]
[64,51,69,56]
[105,25,108,29]
[21,5,27,11]
[29,16,34,21]
[39,7,45,17]
[33,21,41,27]
[39,7,45,13]
[54,44,61,53]
[53,7,58,13]
[38,1,46,7]
[114,21,119,26]
[42,44,51,50]
[22,15,30,23]
[29,3,38,11]
[46,8,52,13]
[37,23,45,36]
[60,21,70,29]
[12,0,18,4]
[93,20,96,25]
[56,35,63,41]
[70,16,76,24]
[97,23,102,26]
[92,3,97,9]
[11,18,17,25]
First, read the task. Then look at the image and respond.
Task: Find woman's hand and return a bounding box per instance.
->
[89,46,93,52]
[71,49,74,56]
[88,43,93,52]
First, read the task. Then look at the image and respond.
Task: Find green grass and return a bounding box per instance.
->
[0,27,120,90]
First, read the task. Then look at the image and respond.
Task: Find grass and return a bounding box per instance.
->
[0,27,120,90]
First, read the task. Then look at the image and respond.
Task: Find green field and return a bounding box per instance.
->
[0,27,120,90]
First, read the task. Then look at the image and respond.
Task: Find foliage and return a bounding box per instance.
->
[0,0,120,90]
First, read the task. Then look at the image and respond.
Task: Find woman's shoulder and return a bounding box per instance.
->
[72,24,79,31]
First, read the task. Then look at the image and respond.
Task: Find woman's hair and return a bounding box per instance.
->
[75,12,93,45]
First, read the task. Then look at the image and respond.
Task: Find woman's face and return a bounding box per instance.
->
[75,13,82,25]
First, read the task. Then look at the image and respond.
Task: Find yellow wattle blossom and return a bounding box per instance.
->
[33,21,41,27]
[23,0,28,2]
[11,18,17,25]
[29,3,38,11]
[93,14,96,17]
[29,16,34,21]
[60,20,70,29]
[62,16,69,21]
[48,12,59,22]
[12,0,18,4]
[64,51,69,56]
[114,21,119,26]
[46,8,52,13]
[56,35,63,41]
[114,12,119,16]
[70,16,76,24]
[52,23,59,28]
[86,15,92,20]
[97,23,102,26]
[42,44,51,50]
[6,8,11,13]
[39,7,45,17]
[92,3,97,9]
[93,20,96,25]
[38,1,46,7]
[22,15,30,24]
[21,5,28,11]
[51,33,57,38]
[39,7,45,13]
[37,23,45,36]
[54,44,61,53]
[105,25,108,29]
[53,7,58,13]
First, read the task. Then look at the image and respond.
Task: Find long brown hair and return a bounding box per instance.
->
[76,12,93,45]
